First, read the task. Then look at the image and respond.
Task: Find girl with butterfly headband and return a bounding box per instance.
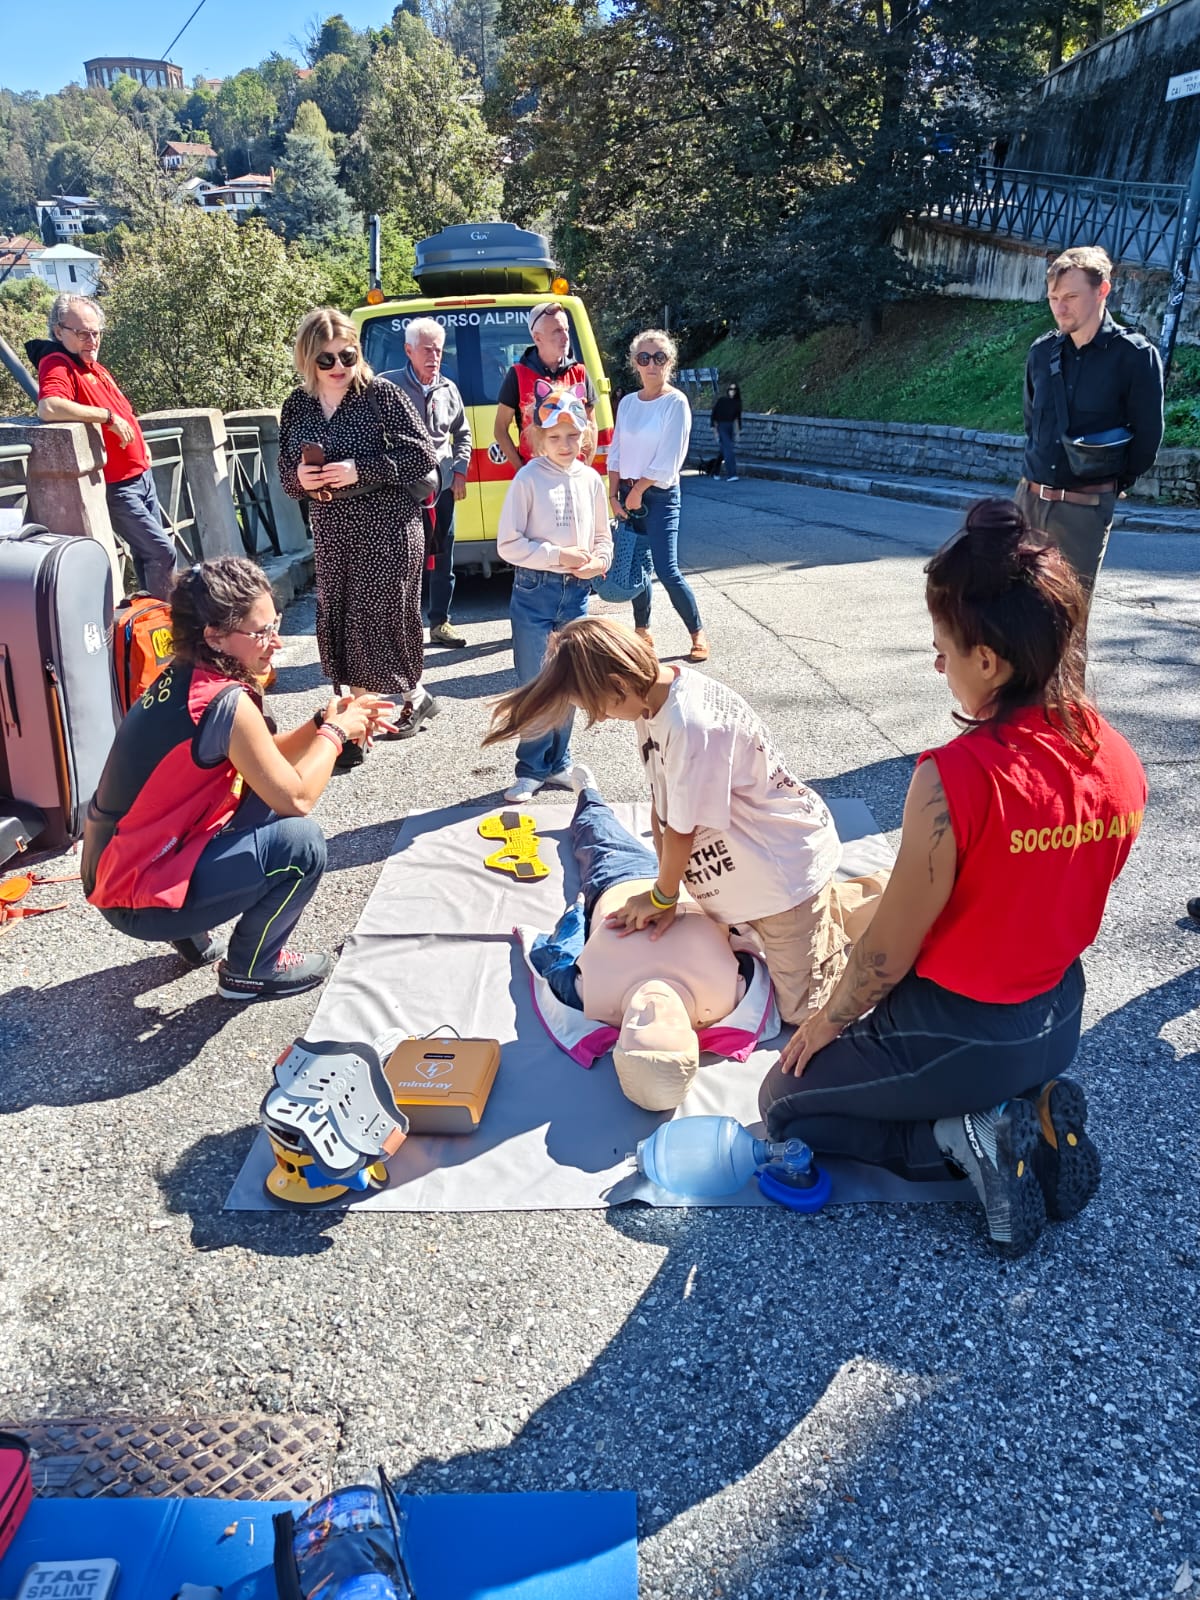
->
[495,381,612,804]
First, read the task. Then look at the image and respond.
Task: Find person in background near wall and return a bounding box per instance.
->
[28,294,178,600]
[760,500,1148,1259]
[607,329,709,663]
[279,308,441,769]
[83,558,397,1002]
[1016,246,1163,603]
[710,381,743,482]
[493,303,597,470]
[391,317,473,649]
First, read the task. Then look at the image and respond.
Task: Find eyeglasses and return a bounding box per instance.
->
[635,351,670,368]
[229,615,282,647]
[315,349,359,370]
[58,323,101,342]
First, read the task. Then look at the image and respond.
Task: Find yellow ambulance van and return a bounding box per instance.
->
[353,223,614,573]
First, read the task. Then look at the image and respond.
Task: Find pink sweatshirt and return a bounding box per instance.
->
[497,456,613,571]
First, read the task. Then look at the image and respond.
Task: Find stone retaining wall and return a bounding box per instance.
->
[695,411,1200,504]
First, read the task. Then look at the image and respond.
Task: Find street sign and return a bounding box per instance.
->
[1166,68,1200,101]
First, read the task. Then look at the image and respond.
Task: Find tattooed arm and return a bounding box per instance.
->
[777,759,958,1075]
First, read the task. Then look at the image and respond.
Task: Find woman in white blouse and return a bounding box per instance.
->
[607,328,709,662]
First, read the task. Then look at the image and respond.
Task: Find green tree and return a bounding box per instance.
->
[0,278,53,417]
[0,139,37,232]
[212,70,277,157]
[311,14,363,64]
[307,214,417,310]
[292,100,335,157]
[346,28,501,236]
[265,131,355,242]
[303,52,369,135]
[425,0,501,88]
[101,209,327,413]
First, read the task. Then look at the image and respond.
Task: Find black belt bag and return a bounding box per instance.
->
[1049,340,1132,482]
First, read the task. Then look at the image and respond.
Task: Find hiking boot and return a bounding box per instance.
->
[1029,1077,1101,1221]
[171,932,227,968]
[934,1098,1046,1258]
[217,948,332,1003]
[388,685,441,740]
[429,621,467,647]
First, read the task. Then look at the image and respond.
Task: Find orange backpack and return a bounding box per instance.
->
[113,592,174,714]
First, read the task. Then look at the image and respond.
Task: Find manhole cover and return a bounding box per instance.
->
[1,1413,337,1500]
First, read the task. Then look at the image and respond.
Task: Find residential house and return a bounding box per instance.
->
[29,244,102,295]
[160,140,218,174]
[198,173,274,215]
[35,196,108,241]
[0,236,40,281]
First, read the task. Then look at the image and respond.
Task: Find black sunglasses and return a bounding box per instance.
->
[316,348,359,370]
[635,350,670,368]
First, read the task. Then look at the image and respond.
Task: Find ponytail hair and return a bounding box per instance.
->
[169,556,272,686]
[484,616,660,745]
[924,498,1095,752]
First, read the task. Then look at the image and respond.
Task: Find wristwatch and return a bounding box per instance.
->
[103,408,113,427]
[312,706,326,730]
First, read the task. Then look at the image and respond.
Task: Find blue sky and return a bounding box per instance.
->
[4,0,397,97]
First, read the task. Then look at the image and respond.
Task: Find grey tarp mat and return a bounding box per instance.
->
[225,799,965,1212]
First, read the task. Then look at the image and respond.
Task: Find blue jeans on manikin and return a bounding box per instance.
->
[626,483,703,634]
[509,568,592,781]
[528,786,659,1008]
[716,421,738,479]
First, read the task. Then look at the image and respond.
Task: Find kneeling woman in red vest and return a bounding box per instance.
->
[83,557,395,1002]
[759,499,1147,1257]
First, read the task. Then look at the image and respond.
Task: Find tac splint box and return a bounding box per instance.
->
[384,1036,500,1135]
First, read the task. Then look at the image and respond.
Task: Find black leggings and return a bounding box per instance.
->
[759,961,1085,1180]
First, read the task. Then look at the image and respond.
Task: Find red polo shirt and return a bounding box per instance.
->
[37,351,149,484]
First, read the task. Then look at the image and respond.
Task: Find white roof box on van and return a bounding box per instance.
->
[414,222,557,294]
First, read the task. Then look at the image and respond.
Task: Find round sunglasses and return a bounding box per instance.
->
[635,350,670,367]
[316,348,359,370]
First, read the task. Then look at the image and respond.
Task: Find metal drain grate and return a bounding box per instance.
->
[1,1413,337,1500]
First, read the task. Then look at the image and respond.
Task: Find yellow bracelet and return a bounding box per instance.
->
[649,884,678,911]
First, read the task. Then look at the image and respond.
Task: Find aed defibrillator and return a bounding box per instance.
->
[384,1035,500,1135]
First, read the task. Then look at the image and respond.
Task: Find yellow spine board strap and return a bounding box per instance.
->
[478,809,549,881]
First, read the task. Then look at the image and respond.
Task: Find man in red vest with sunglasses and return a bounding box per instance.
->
[493,302,597,471]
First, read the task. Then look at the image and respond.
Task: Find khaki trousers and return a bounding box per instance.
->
[747,871,890,1026]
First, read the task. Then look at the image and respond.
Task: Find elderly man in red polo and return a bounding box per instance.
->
[27,293,177,599]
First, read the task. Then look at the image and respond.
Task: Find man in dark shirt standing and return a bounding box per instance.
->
[493,303,597,469]
[1017,246,1164,599]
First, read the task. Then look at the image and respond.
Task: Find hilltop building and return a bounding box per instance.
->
[84,57,184,91]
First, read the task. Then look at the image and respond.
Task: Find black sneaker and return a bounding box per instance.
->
[171,932,227,968]
[1029,1077,1101,1221]
[334,739,365,771]
[934,1098,1046,1257]
[217,948,332,1002]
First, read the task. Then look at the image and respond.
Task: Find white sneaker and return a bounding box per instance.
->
[726,475,740,482]
[542,763,595,794]
[504,776,539,803]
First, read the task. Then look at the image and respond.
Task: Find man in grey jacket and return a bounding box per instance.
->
[391,317,474,647]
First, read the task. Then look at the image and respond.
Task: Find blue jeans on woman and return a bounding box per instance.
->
[623,483,703,634]
[758,959,1086,1181]
[528,787,660,1009]
[715,422,739,479]
[509,568,592,782]
[99,794,327,977]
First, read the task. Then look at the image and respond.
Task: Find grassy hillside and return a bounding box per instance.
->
[692,299,1200,447]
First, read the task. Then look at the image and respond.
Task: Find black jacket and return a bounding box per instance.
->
[1023,313,1164,491]
[711,393,742,425]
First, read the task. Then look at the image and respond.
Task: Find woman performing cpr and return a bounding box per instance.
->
[760,500,1147,1257]
[83,557,396,1002]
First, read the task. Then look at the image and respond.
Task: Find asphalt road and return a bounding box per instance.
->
[1,477,1197,1599]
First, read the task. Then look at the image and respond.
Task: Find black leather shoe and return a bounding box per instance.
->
[1187,897,1200,921]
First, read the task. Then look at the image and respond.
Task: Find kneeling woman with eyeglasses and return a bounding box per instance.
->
[82,558,396,1001]
[279,307,441,766]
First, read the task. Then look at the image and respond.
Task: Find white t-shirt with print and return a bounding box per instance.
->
[636,668,841,924]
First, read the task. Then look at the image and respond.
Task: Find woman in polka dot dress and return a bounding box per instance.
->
[280,308,441,760]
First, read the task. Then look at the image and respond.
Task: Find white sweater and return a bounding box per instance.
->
[497,456,614,571]
[606,388,692,487]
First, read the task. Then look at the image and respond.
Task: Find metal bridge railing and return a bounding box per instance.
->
[0,443,31,524]
[225,423,281,559]
[924,166,1189,271]
[143,427,199,563]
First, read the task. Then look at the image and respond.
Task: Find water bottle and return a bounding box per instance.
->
[631,1115,832,1211]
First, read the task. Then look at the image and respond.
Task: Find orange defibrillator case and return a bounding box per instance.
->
[384,1036,500,1134]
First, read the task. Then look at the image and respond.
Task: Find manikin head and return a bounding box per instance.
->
[613,980,700,1112]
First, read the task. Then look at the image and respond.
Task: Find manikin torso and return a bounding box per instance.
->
[576,879,743,1027]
